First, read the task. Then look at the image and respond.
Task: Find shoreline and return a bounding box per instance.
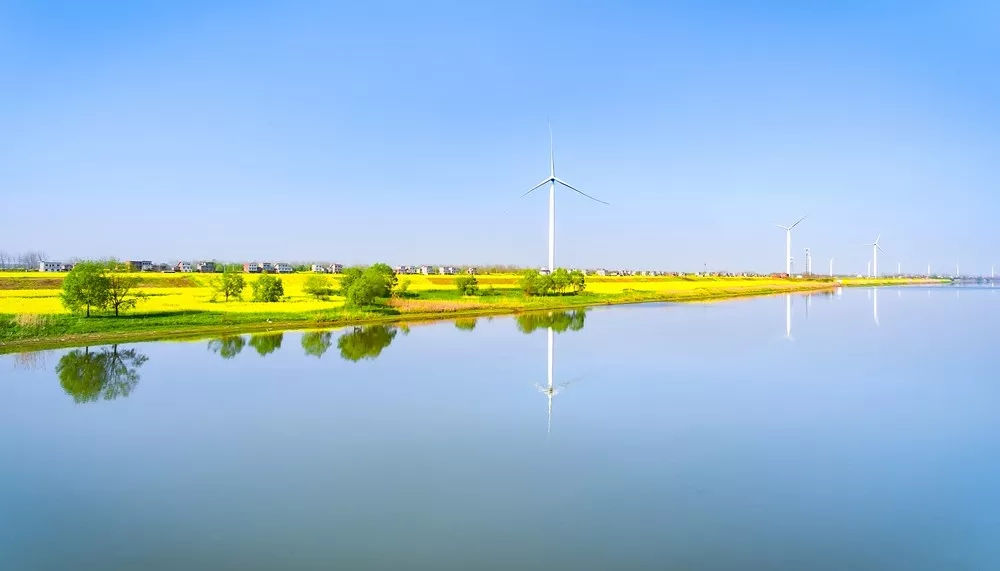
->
[0,278,944,353]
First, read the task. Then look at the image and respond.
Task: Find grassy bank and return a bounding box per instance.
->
[0,273,944,352]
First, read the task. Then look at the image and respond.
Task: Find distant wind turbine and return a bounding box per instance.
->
[866,235,885,278]
[829,257,834,277]
[521,125,608,272]
[776,216,806,275]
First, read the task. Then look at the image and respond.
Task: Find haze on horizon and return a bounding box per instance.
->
[2,1,998,274]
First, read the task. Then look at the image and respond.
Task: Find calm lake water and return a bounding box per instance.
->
[2,286,998,570]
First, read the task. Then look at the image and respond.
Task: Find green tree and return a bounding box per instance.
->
[56,345,148,403]
[212,268,246,302]
[519,269,542,296]
[455,274,479,296]
[337,325,397,361]
[251,274,284,302]
[208,335,246,359]
[550,268,570,293]
[339,266,364,293]
[104,263,147,316]
[342,265,393,307]
[369,263,398,290]
[60,261,109,317]
[303,274,332,300]
[248,332,283,356]
[301,331,333,358]
[392,278,412,298]
[569,270,586,293]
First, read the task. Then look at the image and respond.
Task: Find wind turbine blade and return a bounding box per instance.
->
[548,122,555,177]
[877,245,887,254]
[554,177,609,205]
[874,234,881,245]
[520,178,552,198]
[776,225,790,230]
[789,215,807,229]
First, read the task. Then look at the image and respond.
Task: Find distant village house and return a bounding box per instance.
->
[127,260,153,272]
[38,261,72,272]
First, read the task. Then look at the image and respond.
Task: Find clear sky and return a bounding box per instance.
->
[2,1,998,274]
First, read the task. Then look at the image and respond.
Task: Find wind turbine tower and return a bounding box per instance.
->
[776,216,806,275]
[867,235,885,278]
[805,248,812,275]
[829,258,834,277]
[521,126,608,272]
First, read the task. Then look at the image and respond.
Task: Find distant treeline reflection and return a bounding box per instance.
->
[56,345,149,403]
[516,310,586,334]
[205,325,400,362]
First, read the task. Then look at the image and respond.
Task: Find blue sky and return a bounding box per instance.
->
[2,1,998,274]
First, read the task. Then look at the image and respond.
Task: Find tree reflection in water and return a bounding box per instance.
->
[301,331,333,358]
[207,335,246,359]
[337,325,398,362]
[55,345,149,403]
[248,332,283,356]
[515,310,586,334]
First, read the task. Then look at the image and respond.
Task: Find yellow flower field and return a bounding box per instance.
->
[0,270,927,317]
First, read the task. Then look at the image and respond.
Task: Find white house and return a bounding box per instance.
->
[38,261,63,272]
[311,264,327,273]
[272,262,293,274]
[260,262,275,273]
[176,261,193,272]
[328,263,343,274]
[420,265,432,275]
[243,262,261,273]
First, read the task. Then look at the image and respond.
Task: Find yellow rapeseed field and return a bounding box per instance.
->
[0,270,926,317]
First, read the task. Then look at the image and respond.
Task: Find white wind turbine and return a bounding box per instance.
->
[521,126,608,272]
[866,235,885,278]
[776,216,806,275]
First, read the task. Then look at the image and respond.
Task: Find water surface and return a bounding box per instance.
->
[2,286,998,570]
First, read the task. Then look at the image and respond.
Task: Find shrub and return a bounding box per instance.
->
[455,275,479,296]
[303,274,332,300]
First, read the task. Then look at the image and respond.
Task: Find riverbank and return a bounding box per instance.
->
[0,275,944,352]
